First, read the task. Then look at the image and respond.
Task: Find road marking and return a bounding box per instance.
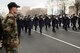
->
[33,30,80,50]
[60,29,80,34]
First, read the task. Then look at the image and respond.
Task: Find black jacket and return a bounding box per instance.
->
[39,18,44,27]
[51,18,56,26]
[71,16,77,24]
[62,17,69,25]
[44,16,50,25]
[16,17,24,27]
[27,18,33,29]
[33,17,39,26]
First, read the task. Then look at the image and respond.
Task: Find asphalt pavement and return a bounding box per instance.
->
[18,26,80,53]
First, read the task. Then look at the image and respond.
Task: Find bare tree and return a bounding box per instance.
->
[75,1,80,15]
[26,8,47,16]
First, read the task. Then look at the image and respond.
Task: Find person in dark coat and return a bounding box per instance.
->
[71,14,77,31]
[58,15,62,27]
[16,14,24,36]
[55,16,59,29]
[33,15,39,31]
[51,15,56,32]
[27,15,33,35]
[48,17,51,28]
[78,13,80,30]
[62,15,69,31]
[78,17,80,30]
[39,15,44,33]
[0,18,3,41]
[24,16,28,33]
[67,17,70,28]
[44,15,50,31]
[20,16,24,30]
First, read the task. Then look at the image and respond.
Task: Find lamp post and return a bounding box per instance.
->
[51,0,53,15]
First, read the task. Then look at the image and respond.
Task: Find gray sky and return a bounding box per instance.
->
[0,0,47,12]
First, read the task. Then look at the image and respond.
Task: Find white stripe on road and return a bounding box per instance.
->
[60,29,80,34]
[33,30,80,50]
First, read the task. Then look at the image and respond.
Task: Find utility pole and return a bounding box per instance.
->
[60,0,66,16]
[51,0,53,15]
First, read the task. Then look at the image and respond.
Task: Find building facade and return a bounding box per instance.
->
[47,0,75,15]
[69,0,80,15]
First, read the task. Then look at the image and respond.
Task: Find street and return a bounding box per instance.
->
[18,27,80,53]
[0,0,80,53]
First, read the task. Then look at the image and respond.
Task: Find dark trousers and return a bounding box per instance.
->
[39,26,43,33]
[59,21,61,27]
[78,23,80,29]
[63,24,68,31]
[67,21,70,28]
[21,26,24,30]
[34,26,37,31]
[25,26,28,33]
[28,28,31,35]
[52,25,56,32]
[17,26,21,36]
[48,23,51,28]
[56,24,59,29]
[72,23,77,30]
[45,25,48,31]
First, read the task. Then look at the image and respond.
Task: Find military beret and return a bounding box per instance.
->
[7,2,20,10]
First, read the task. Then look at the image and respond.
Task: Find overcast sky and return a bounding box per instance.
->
[0,0,48,13]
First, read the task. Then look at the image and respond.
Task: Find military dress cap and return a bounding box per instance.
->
[7,2,20,10]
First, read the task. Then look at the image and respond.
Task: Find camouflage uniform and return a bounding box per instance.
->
[3,13,19,53]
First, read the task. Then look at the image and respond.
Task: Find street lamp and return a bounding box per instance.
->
[50,0,54,15]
